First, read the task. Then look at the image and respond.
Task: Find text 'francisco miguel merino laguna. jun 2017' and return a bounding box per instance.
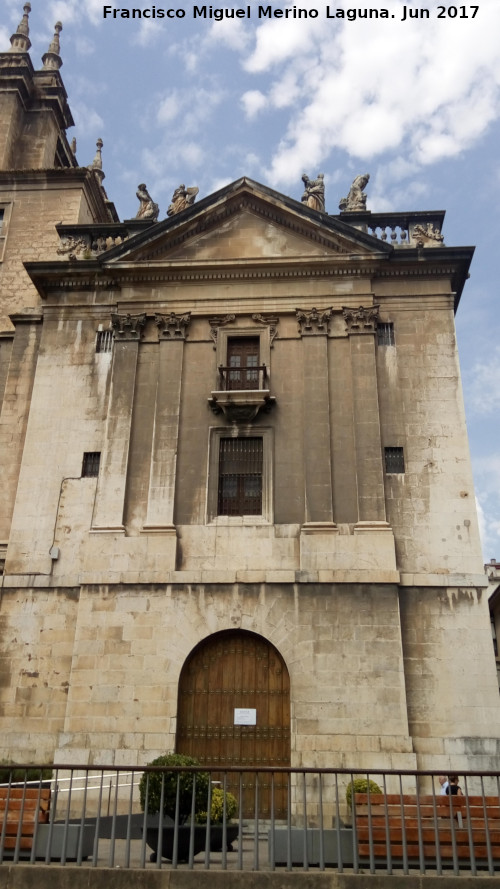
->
[102,6,480,22]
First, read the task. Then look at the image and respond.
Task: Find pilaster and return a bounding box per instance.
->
[91,313,145,533]
[343,305,388,526]
[142,313,190,535]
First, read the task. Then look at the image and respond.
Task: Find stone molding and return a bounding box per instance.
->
[251,313,279,346]
[208,314,236,346]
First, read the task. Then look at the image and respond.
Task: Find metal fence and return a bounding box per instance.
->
[0,765,499,874]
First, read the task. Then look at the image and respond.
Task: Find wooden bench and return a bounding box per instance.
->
[354,793,500,868]
[0,786,51,855]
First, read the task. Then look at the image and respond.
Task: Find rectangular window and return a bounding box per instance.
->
[377,322,395,346]
[226,337,260,390]
[384,447,405,474]
[217,437,263,515]
[95,329,113,353]
[82,451,101,477]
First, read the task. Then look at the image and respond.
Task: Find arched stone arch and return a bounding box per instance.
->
[176,629,290,817]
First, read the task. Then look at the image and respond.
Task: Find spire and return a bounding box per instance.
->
[90,138,103,171]
[89,138,106,187]
[10,2,32,53]
[42,22,63,71]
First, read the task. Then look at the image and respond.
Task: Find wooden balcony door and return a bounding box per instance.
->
[176,630,290,818]
[227,337,260,390]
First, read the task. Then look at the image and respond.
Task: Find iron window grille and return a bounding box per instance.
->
[82,452,101,477]
[377,322,395,346]
[96,329,113,353]
[217,437,263,516]
[384,447,405,474]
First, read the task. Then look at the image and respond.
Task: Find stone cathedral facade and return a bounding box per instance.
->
[1,6,499,793]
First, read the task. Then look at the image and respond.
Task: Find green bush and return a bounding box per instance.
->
[0,764,53,785]
[139,754,210,824]
[196,787,238,824]
[345,777,382,809]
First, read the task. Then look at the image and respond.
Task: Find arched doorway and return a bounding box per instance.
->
[176,630,290,817]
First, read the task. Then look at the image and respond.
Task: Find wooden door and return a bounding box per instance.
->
[176,630,290,818]
[227,337,260,390]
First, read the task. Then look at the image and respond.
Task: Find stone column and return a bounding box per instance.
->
[91,313,146,533]
[297,308,338,568]
[143,312,191,534]
[0,313,42,546]
[343,305,388,528]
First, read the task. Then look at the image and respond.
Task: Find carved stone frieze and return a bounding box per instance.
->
[155,312,191,339]
[251,314,279,346]
[296,307,333,335]
[208,314,236,347]
[111,313,147,340]
[411,223,444,247]
[342,305,380,334]
[57,235,91,259]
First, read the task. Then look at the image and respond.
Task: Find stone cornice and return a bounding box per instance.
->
[24,256,470,295]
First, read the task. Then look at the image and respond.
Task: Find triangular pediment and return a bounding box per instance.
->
[103,178,389,266]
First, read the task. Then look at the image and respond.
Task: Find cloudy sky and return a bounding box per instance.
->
[2,0,500,559]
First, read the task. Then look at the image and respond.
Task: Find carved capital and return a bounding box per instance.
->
[251,314,279,347]
[208,314,236,347]
[342,305,380,334]
[296,307,333,336]
[111,313,147,340]
[155,312,191,339]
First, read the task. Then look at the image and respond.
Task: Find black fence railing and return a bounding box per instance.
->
[0,765,499,874]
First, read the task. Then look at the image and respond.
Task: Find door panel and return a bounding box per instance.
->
[176,631,290,817]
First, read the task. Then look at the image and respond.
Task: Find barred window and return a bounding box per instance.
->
[217,437,263,516]
[384,447,405,474]
[96,329,113,353]
[82,452,101,477]
[377,322,395,346]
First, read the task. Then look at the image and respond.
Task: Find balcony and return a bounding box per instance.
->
[209,364,276,423]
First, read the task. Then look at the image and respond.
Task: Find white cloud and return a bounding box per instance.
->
[205,19,250,53]
[241,90,267,119]
[464,347,500,417]
[70,101,105,143]
[48,0,104,26]
[132,18,165,47]
[0,26,9,51]
[236,0,500,186]
[155,84,226,135]
[472,456,500,560]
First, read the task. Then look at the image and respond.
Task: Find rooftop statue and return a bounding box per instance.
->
[301,173,325,213]
[167,184,199,216]
[339,173,370,211]
[135,183,159,222]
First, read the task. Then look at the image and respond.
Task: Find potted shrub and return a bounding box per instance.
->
[345,777,382,811]
[139,754,238,861]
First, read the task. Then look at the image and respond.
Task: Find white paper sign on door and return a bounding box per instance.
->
[234,708,256,725]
